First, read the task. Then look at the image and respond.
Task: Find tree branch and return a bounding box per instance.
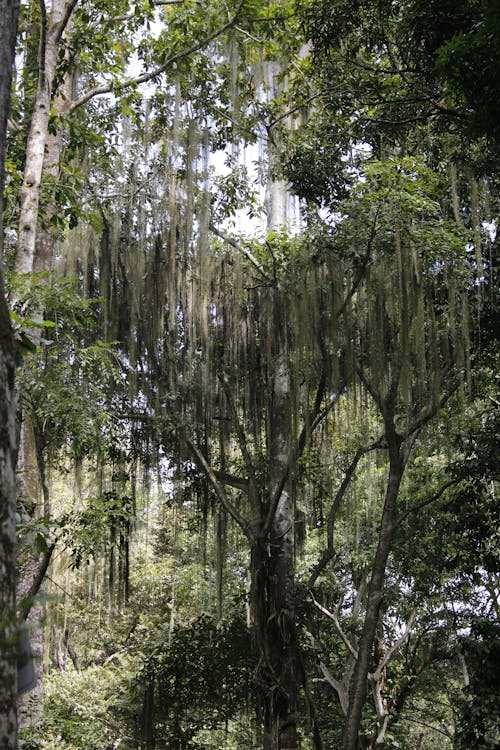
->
[185,437,251,539]
[396,478,458,527]
[304,627,351,717]
[307,437,383,590]
[21,542,57,620]
[320,661,350,715]
[210,224,275,285]
[68,0,246,113]
[336,198,386,318]
[218,373,259,491]
[213,470,249,492]
[326,440,382,551]
[54,0,80,45]
[309,591,359,661]
[371,612,416,682]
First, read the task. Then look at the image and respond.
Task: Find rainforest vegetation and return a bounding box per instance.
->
[0,1,499,749]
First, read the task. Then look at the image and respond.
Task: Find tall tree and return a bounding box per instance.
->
[0,1,20,747]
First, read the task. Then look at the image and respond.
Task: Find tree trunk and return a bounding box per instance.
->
[15,0,71,276]
[342,430,408,750]
[251,354,298,750]
[0,300,19,750]
[0,0,21,746]
[251,526,298,750]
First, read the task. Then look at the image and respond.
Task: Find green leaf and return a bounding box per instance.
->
[15,332,37,354]
[24,318,56,328]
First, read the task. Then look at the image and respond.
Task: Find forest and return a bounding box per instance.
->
[0,1,499,749]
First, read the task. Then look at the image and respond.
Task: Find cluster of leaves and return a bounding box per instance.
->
[25,663,134,750]
[11,274,124,462]
[60,490,133,569]
[132,614,257,749]
[454,619,500,749]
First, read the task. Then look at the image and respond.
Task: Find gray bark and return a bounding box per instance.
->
[14,0,74,276]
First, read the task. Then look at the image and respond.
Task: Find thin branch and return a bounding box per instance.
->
[44,574,75,599]
[396,478,458,527]
[363,112,435,126]
[217,374,264,521]
[320,661,349,714]
[246,13,296,23]
[336,198,383,318]
[304,627,350,716]
[326,442,378,549]
[356,364,383,416]
[185,437,251,539]
[340,55,414,77]
[402,716,452,739]
[307,438,383,590]
[213,470,249,492]
[375,713,390,745]
[210,224,275,285]
[94,2,193,28]
[486,572,500,621]
[295,370,328,462]
[267,94,320,131]
[371,677,388,722]
[306,550,336,592]
[234,24,263,44]
[371,612,416,681]
[309,591,359,661]
[402,378,458,439]
[54,0,80,45]
[69,0,246,113]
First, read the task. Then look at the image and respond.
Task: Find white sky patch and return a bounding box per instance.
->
[482,219,497,242]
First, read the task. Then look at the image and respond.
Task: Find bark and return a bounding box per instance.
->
[16,418,55,737]
[14,0,74,276]
[0,300,19,750]
[342,414,416,750]
[249,353,298,750]
[0,1,20,747]
[17,556,45,739]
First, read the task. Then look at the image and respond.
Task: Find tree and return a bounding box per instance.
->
[3,1,498,748]
[0,1,20,747]
[281,2,498,745]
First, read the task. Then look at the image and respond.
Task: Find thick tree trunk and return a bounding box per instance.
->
[17,421,53,741]
[265,497,298,750]
[0,306,19,750]
[15,0,71,276]
[15,75,69,742]
[251,524,298,750]
[0,1,21,747]
[250,354,298,750]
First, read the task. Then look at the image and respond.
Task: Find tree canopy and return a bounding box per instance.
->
[0,1,498,749]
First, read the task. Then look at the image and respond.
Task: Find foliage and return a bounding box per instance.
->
[454,619,500,749]
[26,663,134,750]
[132,614,257,749]
[5,0,499,748]
[11,273,124,462]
